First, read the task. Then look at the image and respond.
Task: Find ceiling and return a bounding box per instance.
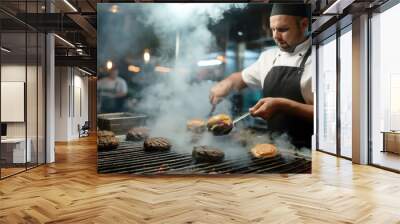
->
[1,0,389,74]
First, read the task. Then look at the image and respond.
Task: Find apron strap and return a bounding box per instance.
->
[272,51,279,66]
[299,47,312,69]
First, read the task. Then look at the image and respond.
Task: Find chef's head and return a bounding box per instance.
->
[109,67,119,79]
[269,3,310,52]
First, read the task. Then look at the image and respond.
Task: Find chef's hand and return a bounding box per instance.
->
[249,97,284,120]
[209,80,233,106]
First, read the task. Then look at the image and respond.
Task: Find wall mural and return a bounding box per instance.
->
[97,3,313,175]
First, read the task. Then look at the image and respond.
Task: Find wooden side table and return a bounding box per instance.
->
[381,131,400,154]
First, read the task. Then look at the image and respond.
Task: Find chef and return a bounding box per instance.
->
[209,3,313,148]
[98,67,128,113]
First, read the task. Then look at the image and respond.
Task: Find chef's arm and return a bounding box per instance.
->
[250,97,313,121]
[224,72,248,91]
[209,72,247,105]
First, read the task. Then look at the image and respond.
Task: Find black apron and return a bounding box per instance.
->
[100,80,124,113]
[262,48,313,148]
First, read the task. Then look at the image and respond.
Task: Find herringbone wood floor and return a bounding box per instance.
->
[1,135,400,224]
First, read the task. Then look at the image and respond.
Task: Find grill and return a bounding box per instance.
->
[97,113,147,135]
[98,141,311,174]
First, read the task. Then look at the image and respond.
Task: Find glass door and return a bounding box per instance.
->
[0,1,47,179]
[1,30,28,178]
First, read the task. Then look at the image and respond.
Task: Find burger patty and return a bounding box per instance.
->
[97,130,115,138]
[98,135,119,151]
[207,114,233,136]
[192,146,225,163]
[250,144,278,159]
[97,130,119,151]
[143,137,171,152]
[126,127,149,141]
[208,122,233,136]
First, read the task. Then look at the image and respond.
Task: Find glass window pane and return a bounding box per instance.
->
[371,3,400,171]
[340,28,352,158]
[27,31,38,169]
[38,33,46,165]
[318,36,337,154]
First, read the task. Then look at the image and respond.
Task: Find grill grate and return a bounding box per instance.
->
[98,141,311,174]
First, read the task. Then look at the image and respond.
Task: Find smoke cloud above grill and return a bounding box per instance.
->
[98,3,247,65]
[100,4,245,149]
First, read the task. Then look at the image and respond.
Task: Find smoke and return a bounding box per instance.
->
[138,78,234,148]
[98,3,247,65]
[99,3,248,156]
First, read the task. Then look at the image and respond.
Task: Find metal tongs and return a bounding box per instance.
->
[208,104,216,117]
[232,112,251,126]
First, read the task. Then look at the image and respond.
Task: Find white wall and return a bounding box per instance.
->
[1,65,26,81]
[71,73,89,138]
[1,65,26,145]
[55,66,69,141]
[55,67,89,141]
[1,65,30,138]
[45,3,56,164]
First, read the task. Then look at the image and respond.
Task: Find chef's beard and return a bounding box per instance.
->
[276,41,296,53]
